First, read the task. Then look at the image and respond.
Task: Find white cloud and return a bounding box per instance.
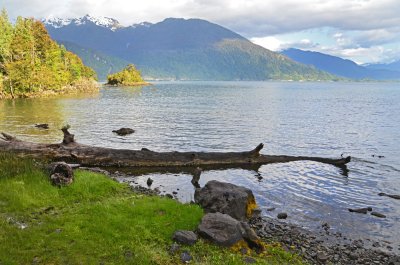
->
[2,0,400,63]
[251,36,284,51]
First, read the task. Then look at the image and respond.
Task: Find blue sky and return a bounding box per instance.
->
[2,0,399,64]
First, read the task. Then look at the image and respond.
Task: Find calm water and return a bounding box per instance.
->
[1,81,400,247]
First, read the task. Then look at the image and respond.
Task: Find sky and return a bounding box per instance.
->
[2,0,400,64]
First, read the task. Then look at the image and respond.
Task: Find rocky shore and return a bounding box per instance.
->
[250,216,400,265]
[82,167,400,264]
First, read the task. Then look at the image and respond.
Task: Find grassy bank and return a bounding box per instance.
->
[0,153,303,264]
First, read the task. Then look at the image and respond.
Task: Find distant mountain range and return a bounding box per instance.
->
[364,60,400,72]
[281,48,400,80]
[43,15,336,81]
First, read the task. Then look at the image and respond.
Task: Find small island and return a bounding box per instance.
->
[106,64,149,86]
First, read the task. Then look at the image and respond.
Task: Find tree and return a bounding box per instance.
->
[0,9,97,98]
[107,64,145,85]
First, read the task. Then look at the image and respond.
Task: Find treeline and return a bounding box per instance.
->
[0,9,97,98]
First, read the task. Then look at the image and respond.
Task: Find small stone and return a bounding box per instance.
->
[372,242,380,247]
[146,178,153,187]
[348,208,369,214]
[371,212,386,218]
[349,252,358,260]
[243,256,256,264]
[172,191,178,195]
[317,252,329,262]
[172,230,198,246]
[266,207,276,211]
[112,128,135,136]
[168,243,180,255]
[35,123,49,129]
[277,213,288,219]
[180,251,192,263]
[240,248,248,254]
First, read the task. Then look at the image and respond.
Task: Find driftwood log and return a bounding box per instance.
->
[0,129,351,169]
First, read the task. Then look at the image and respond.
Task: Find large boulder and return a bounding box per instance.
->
[194,180,257,221]
[197,213,262,249]
[48,162,74,187]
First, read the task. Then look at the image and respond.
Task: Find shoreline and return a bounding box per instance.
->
[250,216,400,264]
[93,167,400,265]
[0,79,99,100]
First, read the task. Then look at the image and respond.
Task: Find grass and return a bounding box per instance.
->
[0,153,304,264]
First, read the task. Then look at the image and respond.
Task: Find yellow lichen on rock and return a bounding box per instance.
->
[246,195,258,218]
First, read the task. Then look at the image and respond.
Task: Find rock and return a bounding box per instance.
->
[322,222,330,231]
[372,242,380,247]
[317,252,329,262]
[191,167,202,188]
[172,230,198,246]
[277,213,288,219]
[48,162,74,186]
[378,193,400,200]
[348,208,369,214]
[198,212,261,249]
[112,128,135,136]
[168,242,180,255]
[146,178,153,187]
[172,191,178,195]
[180,251,192,263]
[243,256,257,264]
[266,207,276,211]
[194,180,257,221]
[35,123,49,129]
[371,212,386,218]
[197,213,243,247]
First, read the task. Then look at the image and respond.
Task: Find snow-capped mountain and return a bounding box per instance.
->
[43,14,122,31]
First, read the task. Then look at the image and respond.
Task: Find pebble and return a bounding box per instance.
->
[168,243,180,255]
[180,251,192,263]
[277,213,288,219]
[243,256,256,264]
[249,216,400,265]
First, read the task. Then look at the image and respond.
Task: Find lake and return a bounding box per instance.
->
[1,81,400,248]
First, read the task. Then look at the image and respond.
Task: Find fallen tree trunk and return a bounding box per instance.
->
[0,129,351,169]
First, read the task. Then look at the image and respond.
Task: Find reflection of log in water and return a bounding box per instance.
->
[0,128,351,170]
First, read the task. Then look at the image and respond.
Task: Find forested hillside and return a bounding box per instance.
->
[0,10,97,98]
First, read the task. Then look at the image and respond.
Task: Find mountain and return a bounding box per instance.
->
[281,48,400,80]
[43,16,336,81]
[365,60,400,72]
[60,41,130,81]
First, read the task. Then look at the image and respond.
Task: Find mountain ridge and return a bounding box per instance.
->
[43,15,338,81]
[281,48,400,80]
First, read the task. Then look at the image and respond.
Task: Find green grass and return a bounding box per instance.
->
[0,153,303,264]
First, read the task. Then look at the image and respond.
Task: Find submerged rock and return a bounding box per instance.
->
[348,208,370,214]
[194,180,257,221]
[112,128,135,136]
[371,212,386,218]
[277,213,288,219]
[146,178,153,187]
[378,193,400,200]
[35,123,49,129]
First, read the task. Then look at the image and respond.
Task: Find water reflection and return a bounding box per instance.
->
[0,98,66,143]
